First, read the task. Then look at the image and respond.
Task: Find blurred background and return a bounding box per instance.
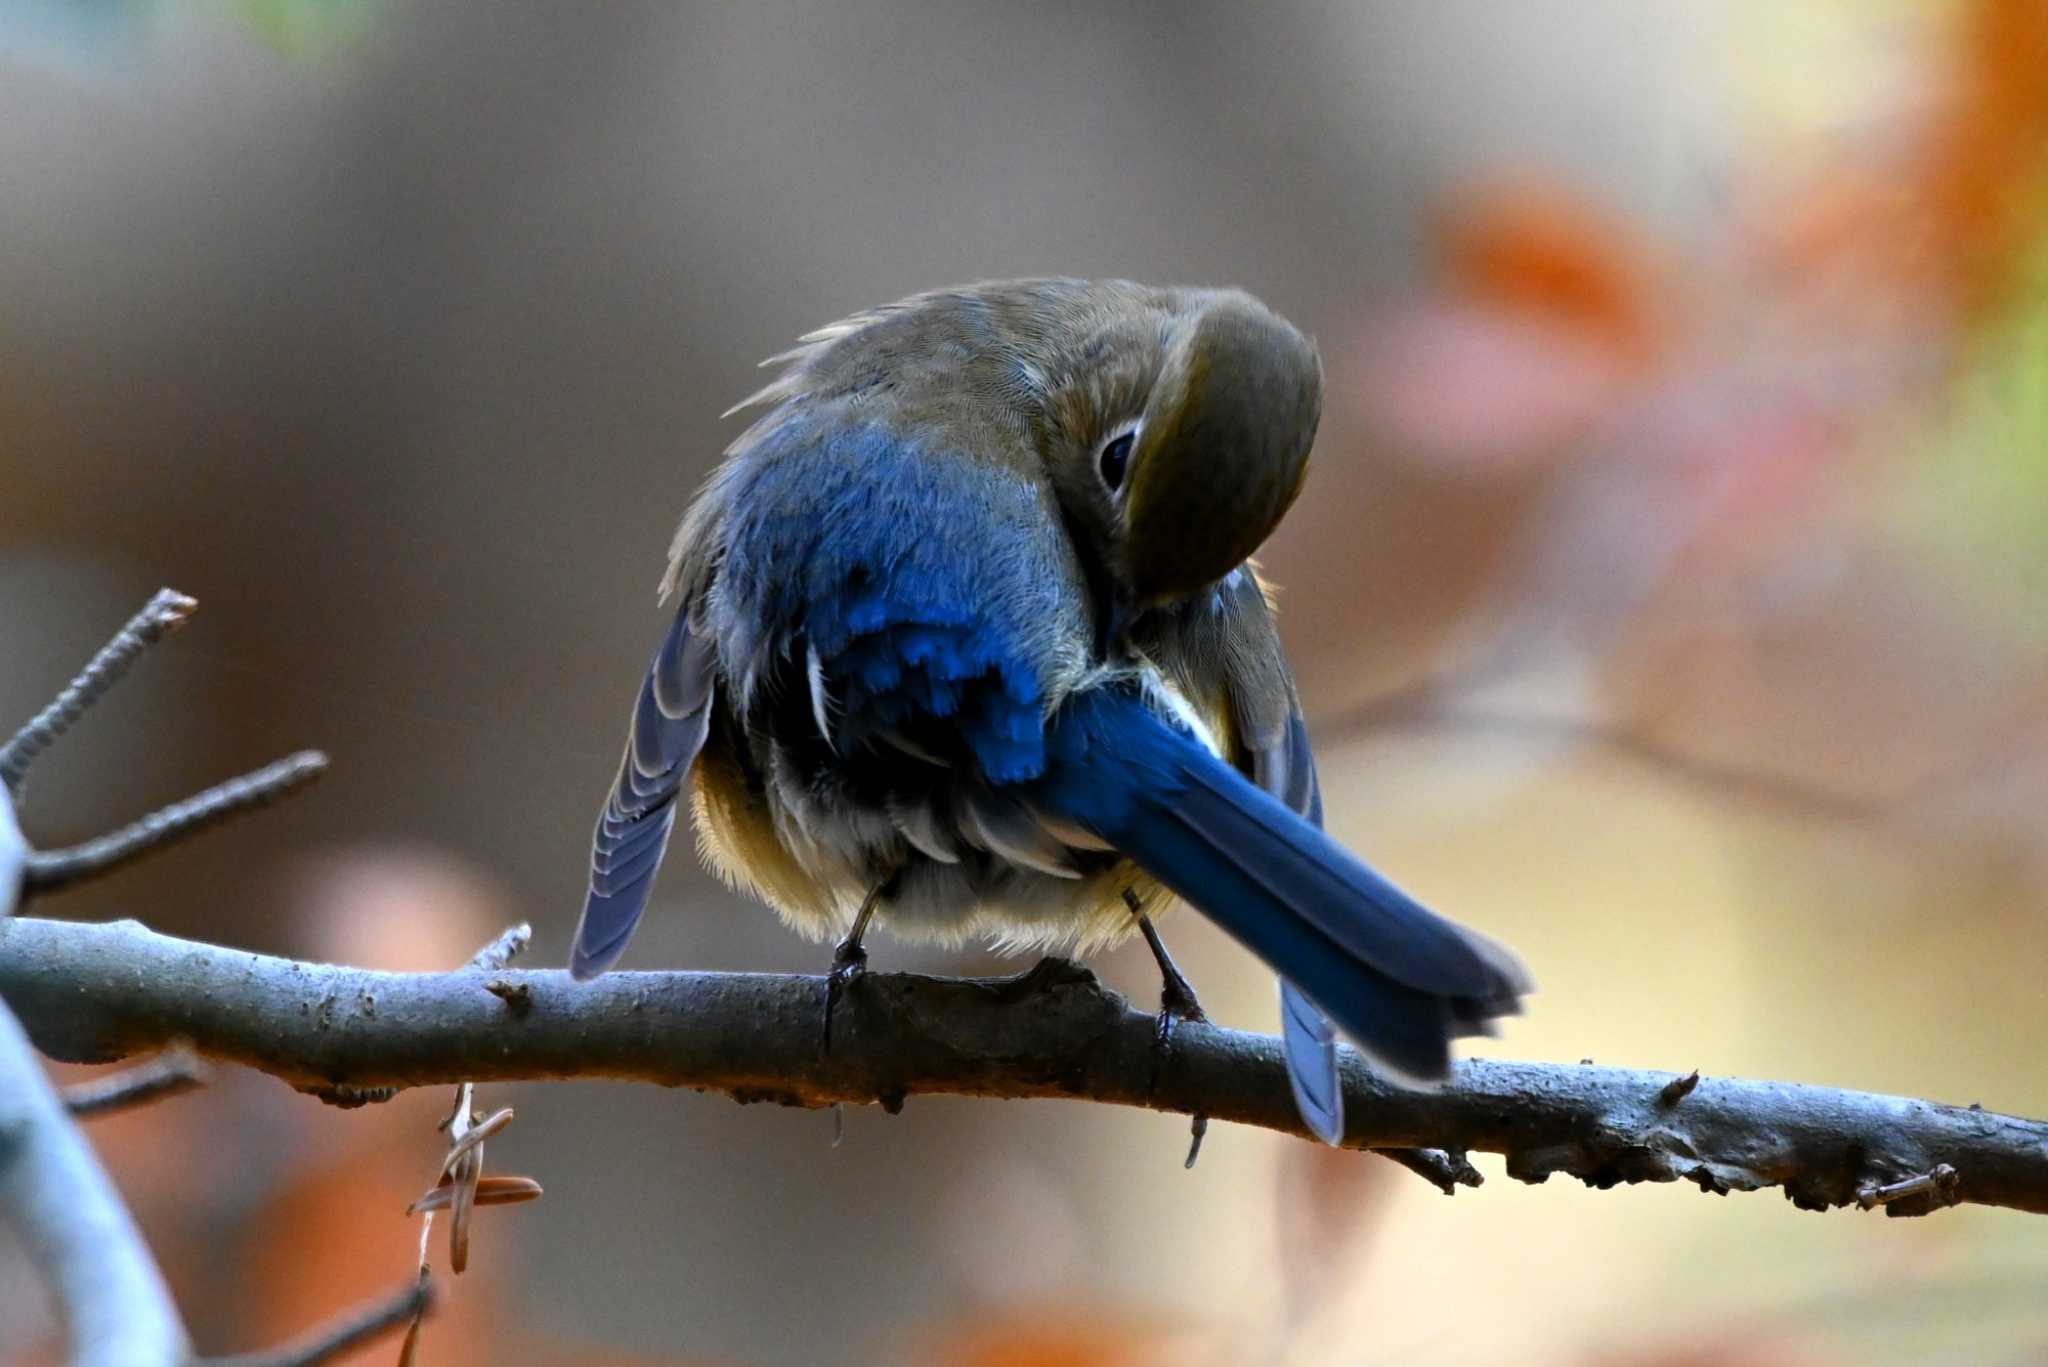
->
[3,1,2047,1362]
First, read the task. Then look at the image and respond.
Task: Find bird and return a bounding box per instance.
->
[571,278,1529,1144]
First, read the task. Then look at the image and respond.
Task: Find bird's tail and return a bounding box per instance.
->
[1019,688,1528,1084]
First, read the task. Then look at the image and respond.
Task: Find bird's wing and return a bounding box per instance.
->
[1211,570,1347,1144]
[572,606,717,979]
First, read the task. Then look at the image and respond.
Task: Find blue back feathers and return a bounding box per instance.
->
[709,420,1071,782]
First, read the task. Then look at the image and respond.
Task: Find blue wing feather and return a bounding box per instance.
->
[572,608,716,980]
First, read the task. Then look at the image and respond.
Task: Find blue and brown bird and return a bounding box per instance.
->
[571,278,1528,1143]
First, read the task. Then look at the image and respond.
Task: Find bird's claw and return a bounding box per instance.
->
[1126,906,1211,1165]
[1151,953,1207,1054]
[820,935,868,1053]
[1155,997,1206,1053]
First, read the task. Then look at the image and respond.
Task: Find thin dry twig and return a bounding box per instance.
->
[63,1045,209,1119]
[1857,1163,1962,1213]
[466,922,531,972]
[1377,1146,1484,1194]
[8,915,2043,1219]
[23,750,328,895]
[0,588,197,794]
[203,1273,434,1367]
[1658,1069,1702,1106]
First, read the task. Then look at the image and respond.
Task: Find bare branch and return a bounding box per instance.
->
[22,751,328,896]
[203,1274,434,1367]
[0,992,190,1365]
[0,596,435,1367]
[6,914,2045,1218]
[1378,1146,1484,1195]
[0,588,198,795]
[64,1045,209,1119]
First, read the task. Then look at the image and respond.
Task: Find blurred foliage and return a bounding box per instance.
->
[0,0,378,64]
[230,0,381,60]
[1897,212,2048,632]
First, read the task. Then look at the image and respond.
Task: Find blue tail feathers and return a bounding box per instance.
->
[1016,687,1527,1085]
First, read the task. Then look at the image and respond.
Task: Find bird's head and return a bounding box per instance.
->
[1034,284,1322,647]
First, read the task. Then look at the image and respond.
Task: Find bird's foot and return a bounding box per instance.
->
[1126,900,1212,1167]
[820,886,884,1055]
[1134,911,1208,1053]
[1154,961,1212,1166]
[820,932,868,1054]
[1154,962,1208,1053]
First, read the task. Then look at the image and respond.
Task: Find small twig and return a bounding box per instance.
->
[22,751,328,895]
[1183,1114,1209,1169]
[63,1045,209,1119]
[0,588,197,795]
[203,1273,434,1367]
[466,923,532,972]
[482,978,532,1015]
[1857,1163,1961,1213]
[396,1288,428,1367]
[1377,1146,1484,1194]
[1659,1069,1702,1106]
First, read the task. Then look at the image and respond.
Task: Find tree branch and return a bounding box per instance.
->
[23,751,329,896]
[0,989,191,1365]
[0,590,437,1364]
[204,1275,433,1367]
[0,587,197,795]
[63,1045,209,1119]
[5,914,2043,1218]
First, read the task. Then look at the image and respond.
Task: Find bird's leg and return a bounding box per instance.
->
[1125,888,1210,1166]
[1124,889,1208,1049]
[822,883,883,1053]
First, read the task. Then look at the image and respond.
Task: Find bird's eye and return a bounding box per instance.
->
[1098,430,1135,493]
